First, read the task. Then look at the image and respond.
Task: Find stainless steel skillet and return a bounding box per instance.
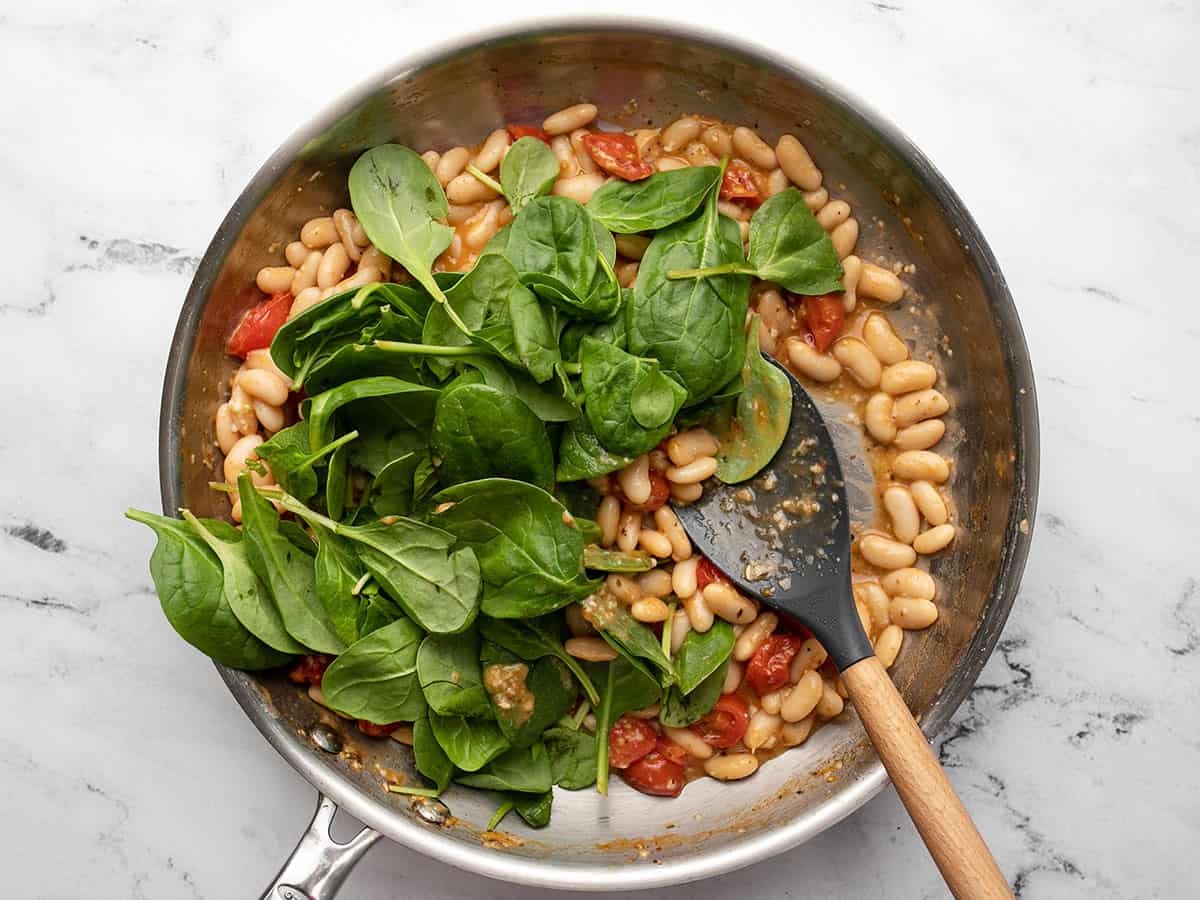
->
[157,20,1039,897]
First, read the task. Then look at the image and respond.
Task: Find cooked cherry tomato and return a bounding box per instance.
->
[620,469,670,512]
[654,735,690,766]
[803,293,845,353]
[287,654,333,686]
[720,162,761,202]
[745,635,803,695]
[506,124,550,143]
[228,291,292,358]
[690,694,750,749]
[609,715,658,769]
[695,556,727,592]
[356,720,401,738]
[622,750,686,797]
[581,132,653,181]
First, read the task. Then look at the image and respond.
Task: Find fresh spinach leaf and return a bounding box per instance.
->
[481,644,577,748]
[456,741,553,793]
[543,726,597,789]
[505,196,598,303]
[311,524,397,645]
[325,441,351,521]
[588,657,662,794]
[367,451,421,517]
[305,377,440,453]
[582,545,657,573]
[581,591,677,685]
[587,165,721,233]
[428,712,510,772]
[555,416,633,482]
[417,631,492,717]
[659,660,727,728]
[255,421,358,503]
[279,519,316,556]
[320,617,427,723]
[412,716,454,794]
[559,304,627,363]
[499,137,559,214]
[431,383,554,490]
[125,509,291,669]
[474,281,561,384]
[580,337,687,457]
[421,254,518,371]
[476,615,599,705]
[512,790,553,828]
[432,478,596,619]
[673,619,735,694]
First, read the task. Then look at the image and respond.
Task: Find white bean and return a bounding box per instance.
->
[446,172,499,204]
[764,167,790,198]
[881,361,938,396]
[760,688,785,715]
[776,135,822,191]
[244,349,295,387]
[638,529,673,559]
[285,240,309,268]
[598,495,620,547]
[288,286,322,320]
[789,637,827,681]
[892,389,950,428]
[664,726,713,760]
[332,265,380,294]
[565,604,595,637]
[892,450,951,483]
[781,670,823,722]
[360,245,392,280]
[831,337,882,388]
[434,147,470,185]
[864,393,897,444]
[565,636,618,661]
[666,429,719,467]
[654,156,688,172]
[670,482,703,504]
[881,567,936,601]
[803,187,828,211]
[223,434,264,485]
[855,581,891,634]
[253,399,285,434]
[669,608,691,654]
[683,589,715,633]
[332,209,362,261]
[909,481,949,526]
[874,625,903,668]
[661,116,702,152]
[543,103,598,135]
[702,125,733,158]
[889,596,939,630]
[733,612,779,662]
[228,383,257,435]
[316,243,350,289]
[618,455,652,505]
[862,312,909,364]
[472,128,511,174]
[300,217,338,249]
[723,659,745,693]
[842,254,862,312]
[894,419,946,451]
[654,506,692,561]
[552,172,605,204]
[816,200,850,231]
[859,533,917,569]
[447,202,483,225]
[631,596,671,623]
[882,485,921,544]
[670,559,699,600]
[831,219,859,259]
[781,716,815,747]
[290,250,322,295]
[617,507,641,552]
[704,753,759,781]
[913,524,956,555]
[859,263,905,303]
[703,583,757,624]
[462,201,502,251]
[744,710,783,751]
[786,337,842,382]
[615,233,650,260]
[420,149,440,172]
[215,403,239,453]
[732,126,777,169]
[256,266,294,295]
[686,141,720,168]
[666,456,717,485]
[606,573,641,605]
[816,681,845,719]
[237,368,288,407]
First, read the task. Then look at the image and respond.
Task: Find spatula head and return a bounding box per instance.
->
[674,361,874,669]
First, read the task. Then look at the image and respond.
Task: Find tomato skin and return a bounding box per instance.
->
[746,635,803,695]
[655,736,690,766]
[622,751,686,797]
[695,556,726,592]
[581,133,653,181]
[228,292,292,358]
[619,469,670,512]
[507,124,550,143]
[609,715,658,769]
[803,293,845,353]
[356,720,401,738]
[720,162,761,202]
[690,694,750,749]
[288,654,333,686]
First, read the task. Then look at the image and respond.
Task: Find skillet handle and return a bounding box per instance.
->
[840,656,1013,899]
[259,793,382,900]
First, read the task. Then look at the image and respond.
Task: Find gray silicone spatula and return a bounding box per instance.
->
[673,362,1012,899]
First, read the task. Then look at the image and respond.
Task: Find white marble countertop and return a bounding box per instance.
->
[3,2,1197,897]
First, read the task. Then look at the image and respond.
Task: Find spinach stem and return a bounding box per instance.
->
[301,429,359,467]
[557,650,600,704]
[665,262,754,281]
[487,800,515,831]
[559,361,582,376]
[571,700,591,730]
[418,274,473,336]
[661,601,676,659]
[386,784,443,798]
[374,340,478,357]
[465,163,504,196]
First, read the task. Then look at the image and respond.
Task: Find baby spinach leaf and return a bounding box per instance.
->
[473,282,561,384]
[712,315,793,483]
[587,165,721,233]
[580,591,677,685]
[311,524,396,645]
[555,416,633,482]
[542,726,597,789]
[411,716,454,794]
[279,520,316,556]
[457,742,552,793]
[477,615,600,705]
[125,510,291,669]
[481,644,577,748]
[305,343,427,394]
[629,181,749,406]
[580,337,687,457]
[349,144,470,335]
[367,451,420,517]
[237,476,344,654]
[588,657,662,794]
[659,660,727,728]
[306,377,440,453]
[582,546,657,573]
[505,196,598,302]
[325,441,351,521]
[560,307,627,363]
[417,631,492,717]
[256,422,358,503]
[499,136,559,214]
[431,383,555,490]
[432,479,596,618]
[421,254,519,372]
[428,712,510,772]
[512,790,553,828]
[320,617,427,723]
[673,619,735,694]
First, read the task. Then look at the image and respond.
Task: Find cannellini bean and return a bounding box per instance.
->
[434,147,470,185]
[854,581,891,635]
[284,241,308,268]
[472,128,511,174]
[332,209,362,261]
[859,533,918,569]
[776,135,823,191]
[672,558,699,599]
[894,419,946,451]
[881,567,936,601]
[332,265,381,294]
[703,583,756,624]
[803,187,828,211]
[909,481,949,526]
[670,482,703,504]
[881,361,938,396]
[606,573,641,605]
[256,266,295,295]
[913,524,957,555]
[655,156,689,172]
[717,199,750,221]
[664,726,714,760]
[629,703,661,720]
[316,243,350,289]
[552,172,605,204]
[615,260,638,288]
[733,612,779,662]
[889,596,939,630]
[654,506,692,561]
[781,670,824,722]
[686,141,720,168]
[781,716,816,747]
[565,636,618,661]
[389,723,415,746]
[565,604,595,637]
[744,710,783,751]
[875,624,904,668]
[446,172,499,204]
[661,115,702,152]
[816,200,850,231]
[630,128,659,156]
[543,103,598,135]
[223,434,264,485]
[760,689,785,715]
[892,450,951,483]
[859,263,905,303]
[228,384,258,435]
[244,348,285,380]
[462,202,502,250]
[598,495,620,547]
[291,250,322,295]
[704,753,759,781]
[786,337,842,382]
[666,429,719,466]
[447,202,483,225]
[882,485,921,544]
[757,287,790,338]
[831,219,859,259]
[615,234,650,260]
[638,529,673,559]
[215,403,239,453]
[842,255,862,312]
[723,660,745,693]
[862,312,908,364]
[855,597,873,638]
[617,508,641,553]
[892,389,950,429]
[831,337,882,388]
[864,392,897,444]
[631,596,671,623]
[789,637,827,681]
[550,135,581,177]
[420,149,440,172]
[301,217,338,249]
[732,126,777,169]
[359,245,392,280]
[588,475,614,494]
[252,399,284,434]
[683,589,715,633]
[701,125,733,158]
[816,681,845,718]
[666,456,717,485]
[669,608,691,654]
[764,167,790,198]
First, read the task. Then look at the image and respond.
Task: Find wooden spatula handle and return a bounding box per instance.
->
[841,656,1013,899]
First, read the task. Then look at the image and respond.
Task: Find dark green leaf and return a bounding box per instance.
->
[305,377,440,453]
[588,657,663,794]
[543,726,597,789]
[745,188,844,295]
[673,619,735,694]
[417,631,492,717]
[476,615,599,705]
[587,166,721,233]
[412,716,454,793]
[431,383,554,490]
[499,137,559,214]
[512,790,553,827]
[320,617,427,723]
[505,196,597,303]
[456,741,553,793]
[481,645,577,748]
[428,712,510,772]
[581,591,677,685]
[555,416,633,482]
[659,659,728,727]
[582,545,657,573]
[580,337,686,457]
[311,524,397,645]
